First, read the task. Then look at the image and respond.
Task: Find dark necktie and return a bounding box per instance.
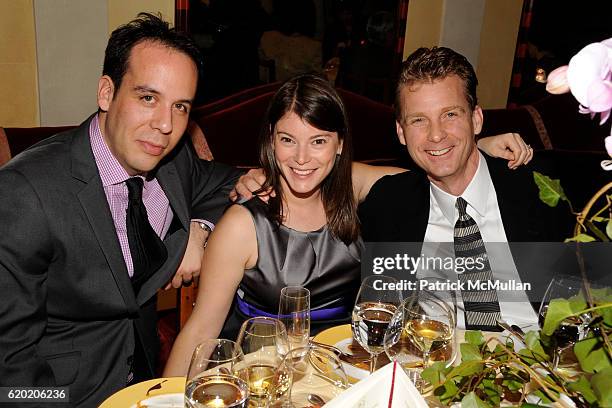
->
[454,197,502,331]
[126,177,168,293]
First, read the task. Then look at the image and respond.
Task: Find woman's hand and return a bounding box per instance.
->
[477,133,534,169]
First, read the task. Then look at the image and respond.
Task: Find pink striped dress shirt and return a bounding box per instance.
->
[89,115,173,278]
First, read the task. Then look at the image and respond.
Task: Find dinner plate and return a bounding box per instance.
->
[99,377,186,408]
[312,324,370,383]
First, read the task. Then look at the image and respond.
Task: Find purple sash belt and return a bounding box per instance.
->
[236,296,347,320]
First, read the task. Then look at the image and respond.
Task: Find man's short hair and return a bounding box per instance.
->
[102,12,204,94]
[394,46,478,118]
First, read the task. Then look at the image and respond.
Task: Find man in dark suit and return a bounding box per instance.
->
[0,14,240,406]
[359,47,571,330]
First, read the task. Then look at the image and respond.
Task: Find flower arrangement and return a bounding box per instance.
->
[534,38,612,243]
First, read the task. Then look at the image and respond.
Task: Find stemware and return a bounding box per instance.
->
[233,317,289,407]
[277,286,311,350]
[384,290,456,387]
[538,276,594,369]
[185,339,249,408]
[351,275,402,373]
[275,344,348,407]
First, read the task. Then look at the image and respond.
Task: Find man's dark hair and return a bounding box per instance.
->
[395,46,478,118]
[102,13,204,93]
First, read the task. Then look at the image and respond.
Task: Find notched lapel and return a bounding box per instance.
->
[70,119,139,313]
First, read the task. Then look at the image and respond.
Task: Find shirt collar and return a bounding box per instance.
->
[89,114,142,187]
[430,151,490,224]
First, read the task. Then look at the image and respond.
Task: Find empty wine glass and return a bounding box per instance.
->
[233,317,289,407]
[538,276,594,369]
[384,290,456,388]
[278,286,311,350]
[185,339,249,408]
[275,344,348,407]
[351,275,402,373]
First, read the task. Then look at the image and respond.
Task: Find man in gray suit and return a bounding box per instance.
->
[0,14,239,406]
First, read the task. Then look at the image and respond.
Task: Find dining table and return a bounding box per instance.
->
[99,323,515,407]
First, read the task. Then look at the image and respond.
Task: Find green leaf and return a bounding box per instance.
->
[567,375,597,405]
[446,360,484,378]
[522,331,549,361]
[607,218,612,240]
[434,380,460,403]
[574,337,612,373]
[533,171,567,207]
[564,233,596,243]
[542,297,587,336]
[460,343,483,361]
[585,219,611,241]
[591,366,612,407]
[502,378,524,392]
[421,361,448,387]
[465,330,485,346]
[461,391,491,408]
[602,304,612,326]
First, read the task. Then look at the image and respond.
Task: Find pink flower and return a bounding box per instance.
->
[548,37,612,163]
[546,66,570,94]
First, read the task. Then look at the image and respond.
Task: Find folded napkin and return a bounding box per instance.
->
[323,361,427,408]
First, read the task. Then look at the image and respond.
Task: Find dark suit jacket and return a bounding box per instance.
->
[359,152,571,243]
[358,153,576,302]
[0,117,240,406]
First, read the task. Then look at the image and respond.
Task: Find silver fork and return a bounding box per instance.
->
[310,340,370,364]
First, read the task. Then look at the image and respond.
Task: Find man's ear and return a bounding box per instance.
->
[472,105,483,135]
[97,76,115,112]
[396,120,406,146]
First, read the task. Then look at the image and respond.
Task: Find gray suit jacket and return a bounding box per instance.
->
[0,116,240,406]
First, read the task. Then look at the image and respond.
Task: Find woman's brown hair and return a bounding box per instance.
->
[258,73,358,244]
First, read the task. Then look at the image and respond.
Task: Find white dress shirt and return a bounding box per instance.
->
[421,152,538,331]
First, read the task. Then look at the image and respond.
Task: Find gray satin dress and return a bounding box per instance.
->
[220,198,363,339]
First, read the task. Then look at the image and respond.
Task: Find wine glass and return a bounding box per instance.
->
[384,290,456,388]
[275,344,348,407]
[278,286,311,350]
[185,339,249,408]
[233,317,289,407]
[351,275,403,373]
[538,276,594,369]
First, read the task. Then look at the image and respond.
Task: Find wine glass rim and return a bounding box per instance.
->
[280,285,311,299]
[193,339,245,362]
[240,316,288,337]
[359,274,399,287]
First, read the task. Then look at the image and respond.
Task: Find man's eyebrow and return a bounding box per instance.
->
[134,85,159,94]
[133,86,193,105]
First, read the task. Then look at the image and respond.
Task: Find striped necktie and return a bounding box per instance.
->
[454,197,502,331]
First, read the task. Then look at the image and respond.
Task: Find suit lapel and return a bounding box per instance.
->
[156,162,189,231]
[485,154,530,242]
[403,171,430,242]
[70,118,139,313]
[134,161,190,304]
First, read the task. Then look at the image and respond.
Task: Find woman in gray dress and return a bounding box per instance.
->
[164,74,532,376]
[165,74,367,376]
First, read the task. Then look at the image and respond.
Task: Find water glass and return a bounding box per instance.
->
[185,339,249,408]
[275,345,348,407]
[351,275,402,373]
[278,286,311,350]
